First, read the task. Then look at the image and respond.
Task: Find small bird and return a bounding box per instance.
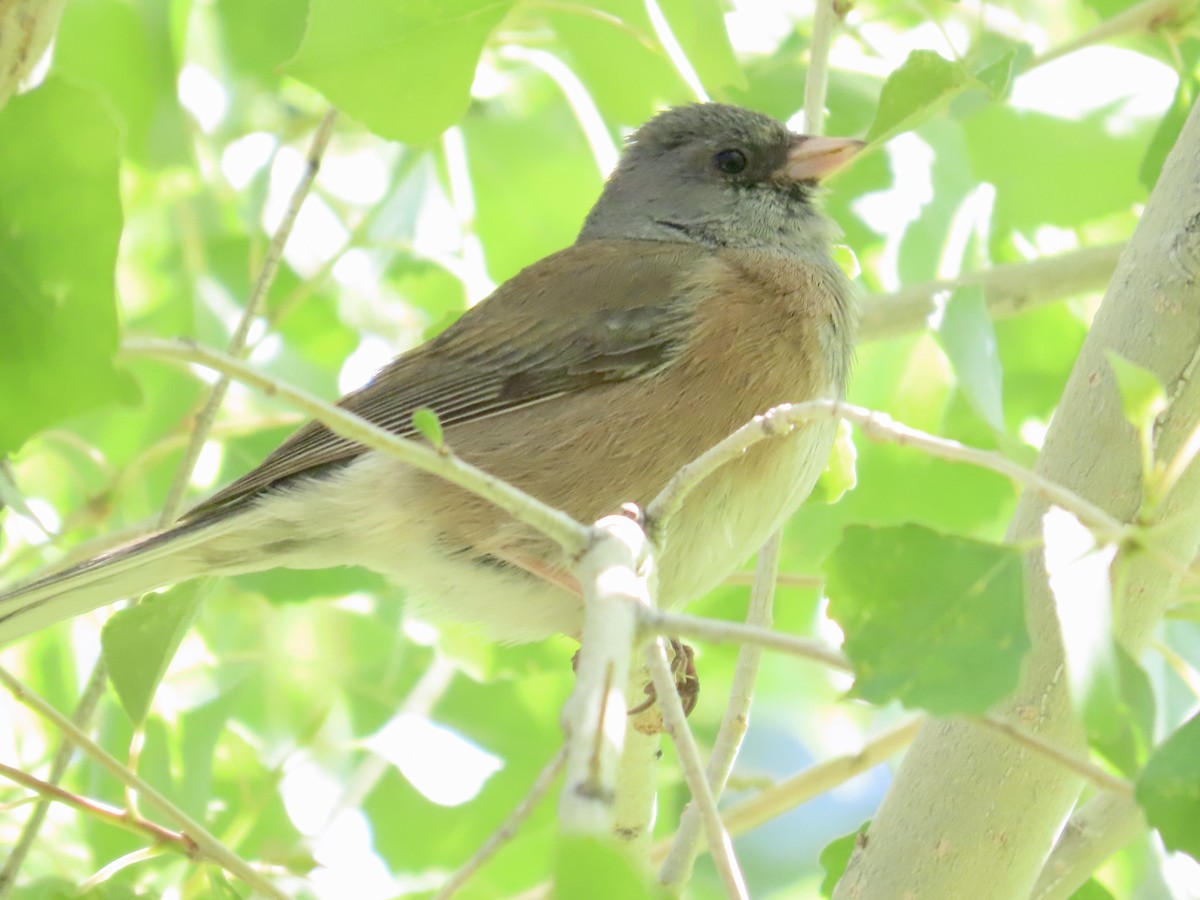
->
[0,103,861,646]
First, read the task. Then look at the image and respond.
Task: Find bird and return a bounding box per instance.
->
[0,103,861,647]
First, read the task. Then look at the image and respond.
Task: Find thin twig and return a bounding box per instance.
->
[435,748,567,899]
[1030,0,1193,68]
[644,638,747,899]
[0,666,285,900]
[647,609,851,672]
[860,244,1123,342]
[973,716,1134,797]
[0,762,193,854]
[652,717,924,863]
[119,337,590,559]
[658,532,782,888]
[649,401,1125,538]
[803,0,839,133]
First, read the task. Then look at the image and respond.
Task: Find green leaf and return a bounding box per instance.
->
[975,50,1017,99]
[546,0,693,126]
[215,0,308,82]
[1071,877,1117,899]
[1107,352,1168,430]
[1089,645,1156,776]
[824,524,1029,715]
[963,105,1148,244]
[1137,712,1200,862]
[0,78,137,455]
[285,0,515,143]
[412,407,445,447]
[935,285,1006,431]
[1139,66,1196,190]
[866,50,970,142]
[53,0,192,168]
[555,836,654,899]
[102,581,208,724]
[819,821,870,897]
[809,419,858,505]
[657,0,746,93]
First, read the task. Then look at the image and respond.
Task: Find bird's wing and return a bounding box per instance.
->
[183,240,709,521]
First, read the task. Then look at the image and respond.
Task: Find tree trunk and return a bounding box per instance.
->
[835,97,1200,898]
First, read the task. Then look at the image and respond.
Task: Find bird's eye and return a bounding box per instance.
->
[713,148,748,175]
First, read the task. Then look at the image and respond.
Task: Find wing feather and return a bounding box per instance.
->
[184,240,707,521]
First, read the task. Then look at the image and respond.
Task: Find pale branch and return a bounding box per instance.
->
[859,244,1123,342]
[645,610,850,673]
[802,0,839,134]
[837,82,1200,900]
[0,666,285,900]
[435,748,567,900]
[1030,794,1147,900]
[0,0,65,109]
[644,637,747,899]
[119,337,590,559]
[648,400,1127,549]
[651,717,924,865]
[612,700,661,849]
[1031,0,1196,68]
[658,531,782,888]
[558,514,649,834]
[163,107,338,521]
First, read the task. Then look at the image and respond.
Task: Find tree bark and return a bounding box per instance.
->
[835,98,1200,898]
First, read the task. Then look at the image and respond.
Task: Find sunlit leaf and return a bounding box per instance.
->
[1137,712,1200,862]
[819,821,870,896]
[935,285,1006,431]
[286,0,515,143]
[0,78,137,455]
[102,581,209,724]
[866,50,970,142]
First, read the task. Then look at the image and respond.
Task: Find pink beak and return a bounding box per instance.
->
[781,135,866,182]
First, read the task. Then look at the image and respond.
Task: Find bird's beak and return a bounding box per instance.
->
[780,135,866,182]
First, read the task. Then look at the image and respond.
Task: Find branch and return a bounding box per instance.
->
[644,637,747,898]
[0,666,285,900]
[558,514,648,833]
[859,244,1123,343]
[1030,794,1146,900]
[0,0,66,110]
[658,532,782,888]
[0,763,194,856]
[436,748,567,899]
[646,609,850,673]
[1031,0,1196,68]
[972,717,1133,797]
[837,81,1200,900]
[119,337,590,559]
[651,717,924,865]
[802,0,840,133]
[648,400,1127,545]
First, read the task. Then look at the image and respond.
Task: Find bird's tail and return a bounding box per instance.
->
[0,519,228,646]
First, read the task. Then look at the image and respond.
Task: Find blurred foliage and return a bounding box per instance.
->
[0,0,1198,897]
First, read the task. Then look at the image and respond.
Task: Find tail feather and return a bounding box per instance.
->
[0,520,225,646]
